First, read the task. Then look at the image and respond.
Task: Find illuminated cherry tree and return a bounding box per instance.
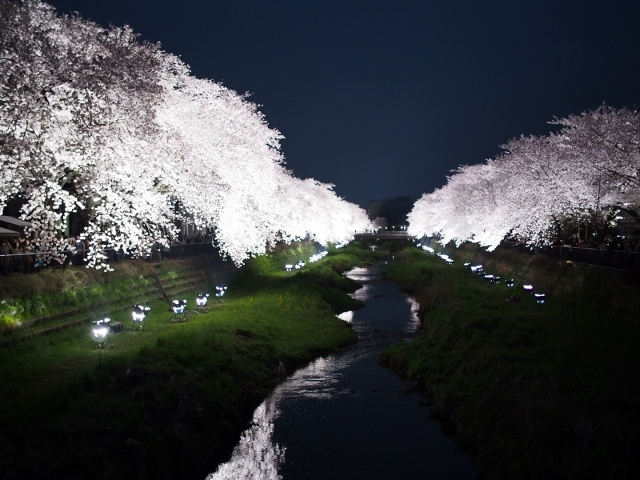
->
[1,0,164,266]
[408,106,640,249]
[548,106,640,231]
[1,0,369,269]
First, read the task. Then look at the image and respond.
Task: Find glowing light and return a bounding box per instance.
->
[92,318,111,348]
[92,318,110,339]
[535,293,546,304]
[196,293,210,307]
[131,305,150,330]
[215,287,227,302]
[172,299,187,314]
[437,253,454,264]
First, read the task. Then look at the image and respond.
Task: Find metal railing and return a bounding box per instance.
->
[354,230,414,238]
[501,242,640,271]
[0,242,222,276]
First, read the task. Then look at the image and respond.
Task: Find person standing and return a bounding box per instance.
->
[74,236,85,265]
[23,238,34,273]
[0,238,14,274]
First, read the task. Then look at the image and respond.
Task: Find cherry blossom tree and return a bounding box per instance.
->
[1,0,164,266]
[548,106,640,235]
[1,0,369,269]
[408,106,640,250]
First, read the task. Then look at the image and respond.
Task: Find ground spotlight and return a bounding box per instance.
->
[215,286,227,302]
[197,293,210,307]
[470,265,483,274]
[132,305,150,330]
[92,318,111,348]
[172,299,187,321]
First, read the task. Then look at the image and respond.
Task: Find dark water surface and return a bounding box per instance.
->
[207,265,476,480]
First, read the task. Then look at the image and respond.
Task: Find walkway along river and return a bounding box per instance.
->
[207,263,476,479]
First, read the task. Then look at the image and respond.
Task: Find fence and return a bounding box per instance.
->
[503,243,640,271]
[0,242,221,277]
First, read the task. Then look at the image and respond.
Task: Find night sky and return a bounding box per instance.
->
[47,0,640,207]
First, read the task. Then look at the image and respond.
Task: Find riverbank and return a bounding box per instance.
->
[379,244,640,479]
[0,242,383,479]
[210,261,475,479]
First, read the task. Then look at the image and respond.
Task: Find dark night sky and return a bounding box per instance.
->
[47,0,640,207]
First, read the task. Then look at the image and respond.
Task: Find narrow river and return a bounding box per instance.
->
[207,264,476,479]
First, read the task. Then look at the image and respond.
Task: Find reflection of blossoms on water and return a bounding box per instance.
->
[206,397,285,480]
[405,296,421,333]
[336,310,353,322]
[207,355,351,478]
[275,355,351,401]
[208,266,475,479]
[345,267,376,302]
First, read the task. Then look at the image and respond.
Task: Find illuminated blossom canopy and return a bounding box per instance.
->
[0,0,369,268]
[408,105,640,249]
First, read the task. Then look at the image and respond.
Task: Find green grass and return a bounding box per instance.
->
[380,246,640,480]
[0,242,381,480]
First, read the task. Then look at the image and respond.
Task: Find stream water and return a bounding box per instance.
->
[207,264,476,479]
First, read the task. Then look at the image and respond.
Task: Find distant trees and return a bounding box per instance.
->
[366,196,415,229]
[0,0,369,269]
[408,105,640,249]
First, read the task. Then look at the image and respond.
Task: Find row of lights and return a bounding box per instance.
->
[419,243,548,305]
[418,242,548,306]
[285,250,328,272]
[92,286,228,347]
[464,263,545,304]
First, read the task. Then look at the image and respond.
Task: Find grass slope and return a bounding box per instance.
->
[0,243,382,480]
[380,246,640,480]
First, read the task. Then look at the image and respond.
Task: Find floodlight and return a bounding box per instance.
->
[196,293,210,307]
[172,299,187,314]
[131,304,150,330]
[92,318,111,348]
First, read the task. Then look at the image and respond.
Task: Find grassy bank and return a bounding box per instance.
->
[0,242,381,480]
[380,245,640,480]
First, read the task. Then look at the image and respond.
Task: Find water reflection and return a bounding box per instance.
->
[207,265,475,480]
[405,296,421,333]
[206,398,284,480]
[207,355,356,480]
